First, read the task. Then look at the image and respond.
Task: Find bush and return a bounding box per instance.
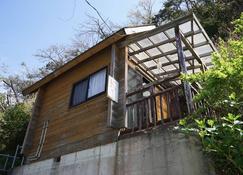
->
[0,103,31,154]
[178,13,243,175]
[179,114,243,174]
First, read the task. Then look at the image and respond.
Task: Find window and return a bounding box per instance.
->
[70,68,107,107]
[71,79,88,106]
[88,68,106,98]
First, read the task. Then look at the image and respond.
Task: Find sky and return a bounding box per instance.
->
[0,0,162,75]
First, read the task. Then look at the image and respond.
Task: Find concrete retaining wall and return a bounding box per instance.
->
[11,128,215,175]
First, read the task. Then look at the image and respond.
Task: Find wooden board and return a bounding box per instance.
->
[25,47,119,161]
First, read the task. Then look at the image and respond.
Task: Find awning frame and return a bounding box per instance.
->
[121,13,217,86]
[123,13,217,114]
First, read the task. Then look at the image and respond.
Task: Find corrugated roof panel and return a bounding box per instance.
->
[143,60,157,67]
[158,56,170,64]
[129,43,140,51]
[147,47,161,56]
[179,21,191,33]
[149,32,167,44]
[193,33,207,44]
[201,56,212,65]
[184,50,192,57]
[151,68,164,74]
[137,38,153,48]
[134,52,149,60]
[162,64,176,71]
[165,28,175,38]
[167,54,178,61]
[127,14,217,80]
[194,44,213,55]
[158,43,176,52]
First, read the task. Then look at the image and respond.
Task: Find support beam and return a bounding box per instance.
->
[128,47,159,81]
[175,26,194,114]
[193,13,217,52]
[156,63,212,77]
[136,46,187,64]
[148,56,194,71]
[147,52,212,71]
[129,59,158,83]
[126,74,180,97]
[134,42,162,80]
[179,30,207,71]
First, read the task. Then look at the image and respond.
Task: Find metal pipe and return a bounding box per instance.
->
[3,155,9,170]
[11,145,19,168]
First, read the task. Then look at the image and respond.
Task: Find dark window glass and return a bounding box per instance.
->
[70,68,107,107]
[71,79,88,106]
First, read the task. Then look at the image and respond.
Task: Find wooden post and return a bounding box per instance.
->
[107,44,116,127]
[124,47,128,127]
[109,45,128,128]
[175,26,194,114]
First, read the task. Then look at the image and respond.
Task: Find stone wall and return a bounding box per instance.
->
[11,127,215,175]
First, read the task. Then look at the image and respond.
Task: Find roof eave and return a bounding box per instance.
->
[22,29,126,95]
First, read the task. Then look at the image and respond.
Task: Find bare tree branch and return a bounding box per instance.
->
[2,79,19,103]
[127,0,156,25]
[84,0,114,33]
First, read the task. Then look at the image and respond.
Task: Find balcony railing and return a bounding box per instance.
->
[190,83,213,118]
[125,85,186,133]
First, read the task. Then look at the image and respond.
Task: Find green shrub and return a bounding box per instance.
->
[0,103,31,154]
[179,114,243,174]
[178,13,243,175]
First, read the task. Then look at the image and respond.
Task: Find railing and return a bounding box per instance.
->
[125,85,185,133]
[0,145,24,174]
[190,83,213,118]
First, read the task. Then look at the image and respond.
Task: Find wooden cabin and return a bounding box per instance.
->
[21,13,216,163]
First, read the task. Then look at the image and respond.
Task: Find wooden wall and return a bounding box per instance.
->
[25,46,119,161]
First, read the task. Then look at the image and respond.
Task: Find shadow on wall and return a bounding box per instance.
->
[11,127,215,175]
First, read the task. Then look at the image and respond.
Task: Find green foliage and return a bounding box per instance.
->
[179,114,243,174]
[233,13,243,40]
[178,14,243,174]
[182,13,243,117]
[0,103,31,154]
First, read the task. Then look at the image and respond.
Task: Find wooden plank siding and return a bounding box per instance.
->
[25,46,119,161]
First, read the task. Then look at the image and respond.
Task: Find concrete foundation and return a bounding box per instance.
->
[11,128,215,175]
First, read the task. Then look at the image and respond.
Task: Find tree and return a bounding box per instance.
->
[0,93,7,112]
[0,103,31,154]
[153,0,243,39]
[127,0,156,25]
[1,75,34,105]
[73,14,119,47]
[33,45,74,78]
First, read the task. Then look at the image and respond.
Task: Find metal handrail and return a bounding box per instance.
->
[0,145,24,172]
